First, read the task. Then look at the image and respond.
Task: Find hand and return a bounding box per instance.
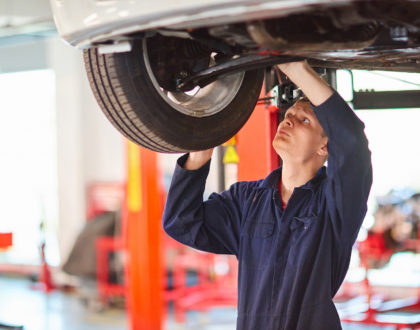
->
[184,148,214,170]
[277,60,307,75]
[277,61,333,106]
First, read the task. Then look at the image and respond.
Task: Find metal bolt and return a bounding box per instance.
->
[390,26,408,42]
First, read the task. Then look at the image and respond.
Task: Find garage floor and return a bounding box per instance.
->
[0,275,399,330]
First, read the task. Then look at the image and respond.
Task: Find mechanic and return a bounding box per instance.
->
[162,61,372,330]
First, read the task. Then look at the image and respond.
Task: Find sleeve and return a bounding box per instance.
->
[162,153,248,256]
[313,91,373,245]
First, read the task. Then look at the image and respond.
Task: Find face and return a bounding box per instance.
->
[272,101,328,165]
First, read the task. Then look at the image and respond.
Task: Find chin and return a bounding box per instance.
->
[273,139,289,152]
[273,146,285,159]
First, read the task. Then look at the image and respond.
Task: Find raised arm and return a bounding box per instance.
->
[162,153,251,256]
[278,61,373,244]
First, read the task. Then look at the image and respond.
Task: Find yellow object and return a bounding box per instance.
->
[127,140,142,212]
[222,136,237,146]
[223,145,240,164]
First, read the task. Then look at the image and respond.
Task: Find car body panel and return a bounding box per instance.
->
[50,0,346,48]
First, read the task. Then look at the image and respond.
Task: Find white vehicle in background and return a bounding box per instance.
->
[50,0,420,152]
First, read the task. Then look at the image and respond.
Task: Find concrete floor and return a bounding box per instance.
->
[0,275,408,330]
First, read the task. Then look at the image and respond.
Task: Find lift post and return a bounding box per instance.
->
[237,89,279,180]
[124,141,163,330]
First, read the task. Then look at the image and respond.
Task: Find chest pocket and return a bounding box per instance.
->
[288,215,319,266]
[241,221,275,269]
[289,216,318,232]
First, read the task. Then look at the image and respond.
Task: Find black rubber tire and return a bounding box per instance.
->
[84,39,264,153]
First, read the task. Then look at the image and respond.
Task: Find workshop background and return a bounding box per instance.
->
[0,0,419,329]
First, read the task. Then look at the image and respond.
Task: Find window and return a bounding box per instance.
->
[0,69,59,266]
[337,70,420,287]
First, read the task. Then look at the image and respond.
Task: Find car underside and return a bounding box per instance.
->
[138,0,420,93]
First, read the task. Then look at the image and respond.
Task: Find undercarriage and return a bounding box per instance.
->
[142,0,420,91]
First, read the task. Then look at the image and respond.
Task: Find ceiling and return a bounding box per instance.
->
[0,0,55,43]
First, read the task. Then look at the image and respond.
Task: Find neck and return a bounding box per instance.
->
[280,160,321,205]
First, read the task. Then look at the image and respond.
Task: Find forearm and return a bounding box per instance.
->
[277,61,333,106]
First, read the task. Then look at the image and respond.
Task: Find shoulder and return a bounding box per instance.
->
[224,168,281,200]
[229,179,263,196]
[215,180,265,206]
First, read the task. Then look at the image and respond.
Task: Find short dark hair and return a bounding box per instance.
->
[294,96,310,106]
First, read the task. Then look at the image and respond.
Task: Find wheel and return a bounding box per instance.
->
[84,37,264,153]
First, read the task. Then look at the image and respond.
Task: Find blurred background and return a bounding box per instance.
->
[0,0,419,329]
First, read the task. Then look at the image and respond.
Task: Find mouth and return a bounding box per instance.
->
[278,128,290,137]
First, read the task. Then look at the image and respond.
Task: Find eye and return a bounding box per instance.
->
[303,117,310,124]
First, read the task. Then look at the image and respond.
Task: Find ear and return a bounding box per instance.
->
[317,138,328,157]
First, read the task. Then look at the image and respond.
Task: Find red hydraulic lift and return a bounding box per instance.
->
[124,141,164,330]
[237,88,280,180]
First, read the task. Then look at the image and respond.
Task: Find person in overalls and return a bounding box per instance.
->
[163,61,372,330]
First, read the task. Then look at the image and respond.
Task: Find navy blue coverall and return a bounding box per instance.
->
[162,91,373,330]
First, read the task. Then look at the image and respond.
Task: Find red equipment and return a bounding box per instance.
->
[165,240,238,323]
[0,233,12,249]
[96,236,125,300]
[38,242,55,293]
[85,182,125,303]
[341,199,420,329]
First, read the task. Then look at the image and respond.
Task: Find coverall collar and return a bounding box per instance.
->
[259,165,327,192]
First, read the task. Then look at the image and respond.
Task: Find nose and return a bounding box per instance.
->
[283,115,293,127]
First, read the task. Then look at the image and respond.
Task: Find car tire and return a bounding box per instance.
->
[84,39,264,153]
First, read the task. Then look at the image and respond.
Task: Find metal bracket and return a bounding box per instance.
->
[176,54,303,91]
[98,40,132,54]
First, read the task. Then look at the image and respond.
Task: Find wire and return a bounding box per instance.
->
[368,71,420,88]
[274,66,283,85]
[257,97,275,101]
